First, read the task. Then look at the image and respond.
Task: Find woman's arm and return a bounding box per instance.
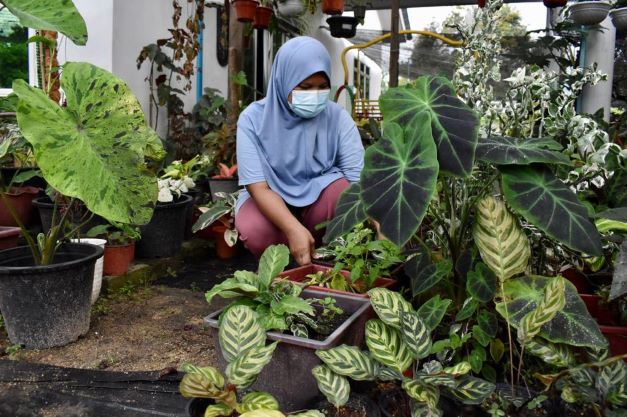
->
[247,182,315,265]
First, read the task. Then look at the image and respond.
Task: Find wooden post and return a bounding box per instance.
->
[389,0,400,88]
[227,0,244,126]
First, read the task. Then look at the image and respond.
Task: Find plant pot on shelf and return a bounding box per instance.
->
[204,288,371,412]
[70,238,106,304]
[276,0,304,17]
[0,186,41,227]
[327,16,359,38]
[103,241,135,276]
[0,226,21,250]
[136,194,193,258]
[544,0,568,8]
[32,196,107,235]
[279,263,397,298]
[209,224,238,259]
[208,178,239,202]
[568,1,612,26]
[253,5,273,29]
[321,0,344,15]
[186,398,213,417]
[0,243,102,349]
[233,0,259,22]
[610,7,627,31]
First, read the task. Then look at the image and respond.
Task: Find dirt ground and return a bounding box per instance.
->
[0,285,221,372]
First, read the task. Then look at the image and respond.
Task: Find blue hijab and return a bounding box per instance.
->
[236,36,362,209]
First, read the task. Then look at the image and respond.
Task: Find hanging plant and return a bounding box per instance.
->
[232,0,259,22]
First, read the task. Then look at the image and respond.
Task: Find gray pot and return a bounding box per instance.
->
[568,1,611,26]
[204,289,372,412]
[276,0,304,17]
[610,7,627,30]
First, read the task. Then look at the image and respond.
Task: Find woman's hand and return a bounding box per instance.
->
[286,224,315,265]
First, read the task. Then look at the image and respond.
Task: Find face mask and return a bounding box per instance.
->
[288,89,330,118]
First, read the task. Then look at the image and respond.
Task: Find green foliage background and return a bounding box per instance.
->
[0,12,28,88]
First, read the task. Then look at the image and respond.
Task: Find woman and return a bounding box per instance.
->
[234,36,364,265]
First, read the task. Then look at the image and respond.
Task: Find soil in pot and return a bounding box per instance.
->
[0,243,102,349]
[315,393,381,417]
[0,186,41,227]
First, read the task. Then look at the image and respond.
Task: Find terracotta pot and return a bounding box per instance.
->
[253,5,273,29]
[561,266,590,293]
[543,0,567,8]
[580,293,617,326]
[0,226,21,250]
[321,0,344,15]
[103,241,135,276]
[233,0,259,22]
[478,0,486,7]
[209,224,238,259]
[599,324,627,358]
[0,186,40,227]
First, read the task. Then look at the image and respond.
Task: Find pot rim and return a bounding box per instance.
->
[0,243,103,274]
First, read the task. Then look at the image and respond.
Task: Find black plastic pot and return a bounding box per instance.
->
[327,16,359,38]
[0,167,47,189]
[0,243,102,349]
[186,398,213,417]
[316,393,381,417]
[33,196,106,235]
[205,289,371,412]
[136,194,193,258]
[207,178,239,202]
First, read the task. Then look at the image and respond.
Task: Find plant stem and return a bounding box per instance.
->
[499,281,516,398]
[0,192,39,260]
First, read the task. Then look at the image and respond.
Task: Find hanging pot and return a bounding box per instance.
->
[276,0,304,17]
[353,4,367,20]
[543,0,567,8]
[233,0,259,22]
[610,7,627,31]
[253,5,273,29]
[568,1,612,26]
[327,15,358,38]
[321,0,344,15]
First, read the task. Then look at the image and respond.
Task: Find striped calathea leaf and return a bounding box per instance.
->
[0,0,87,45]
[203,403,234,417]
[12,63,165,225]
[311,365,350,408]
[366,319,414,374]
[495,276,607,349]
[525,339,575,368]
[178,366,237,412]
[448,376,495,405]
[367,288,414,329]
[226,341,278,389]
[379,76,479,178]
[400,311,432,360]
[473,196,530,282]
[239,410,285,417]
[500,164,603,256]
[316,345,379,381]
[517,277,566,345]
[403,381,441,416]
[219,305,266,363]
[236,392,280,413]
[360,117,439,246]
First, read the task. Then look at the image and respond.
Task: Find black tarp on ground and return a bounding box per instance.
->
[0,360,187,417]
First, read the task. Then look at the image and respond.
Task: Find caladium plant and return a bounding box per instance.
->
[180,304,323,417]
[313,288,495,417]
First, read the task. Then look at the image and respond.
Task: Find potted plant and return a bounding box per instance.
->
[610,0,627,30]
[203,244,372,411]
[0,0,165,349]
[253,1,273,29]
[233,0,259,22]
[180,305,323,417]
[321,0,344,14]
[193,190,239,259]
[208,162,239,202]
[568,0,612,25]
[87,223,140,277]
[326,15,359,38]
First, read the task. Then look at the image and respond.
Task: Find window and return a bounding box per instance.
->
[0,9,29,95]
[353,58,370,100]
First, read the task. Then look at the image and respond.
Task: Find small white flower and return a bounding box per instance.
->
[182,176,196,189]
[158,186,173,203]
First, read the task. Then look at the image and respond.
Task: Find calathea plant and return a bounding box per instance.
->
[180,304,323,417]
[205,244,343,337]
[313,288,495,417]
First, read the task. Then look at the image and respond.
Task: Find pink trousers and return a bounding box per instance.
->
[235,178,350,258]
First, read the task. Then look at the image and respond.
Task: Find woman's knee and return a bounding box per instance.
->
[235,200,285,257]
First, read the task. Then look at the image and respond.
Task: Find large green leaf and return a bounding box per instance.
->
[500,165,602,256]
[495,276,607,348]
[311,365,350,408]
[368,287,414,328]
[379,76,479,177]
[12,63,164,225]
[205,278,259,305]
[258,244,289,290]
[226,342,278,389]
[323,183,367,243]
[416,295,451,331]
[366,319,414,373]
[1,0,87,45]
[360,118,439,246]
[476,136,570,165]
[473,196,530,282]
[219,305,266,363]
[407,254,452,297]
[237,392,280,413]
[179,366,225,399]
[466,263,497,303]
[192,200,230,232]
[316,345,378,381]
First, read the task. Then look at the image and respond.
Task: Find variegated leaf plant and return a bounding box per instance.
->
[313,288,495,416]
[180,305,323,417]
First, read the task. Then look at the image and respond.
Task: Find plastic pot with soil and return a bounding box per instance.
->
[33,196,107,235]
[315,393,381,417]
[136,194,193,258]
[0,186,41,227]
[204,288,371,412]
[0,242,102,349]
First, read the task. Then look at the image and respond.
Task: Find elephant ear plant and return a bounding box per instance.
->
[180,304,323,417]
[313,288,495,417]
